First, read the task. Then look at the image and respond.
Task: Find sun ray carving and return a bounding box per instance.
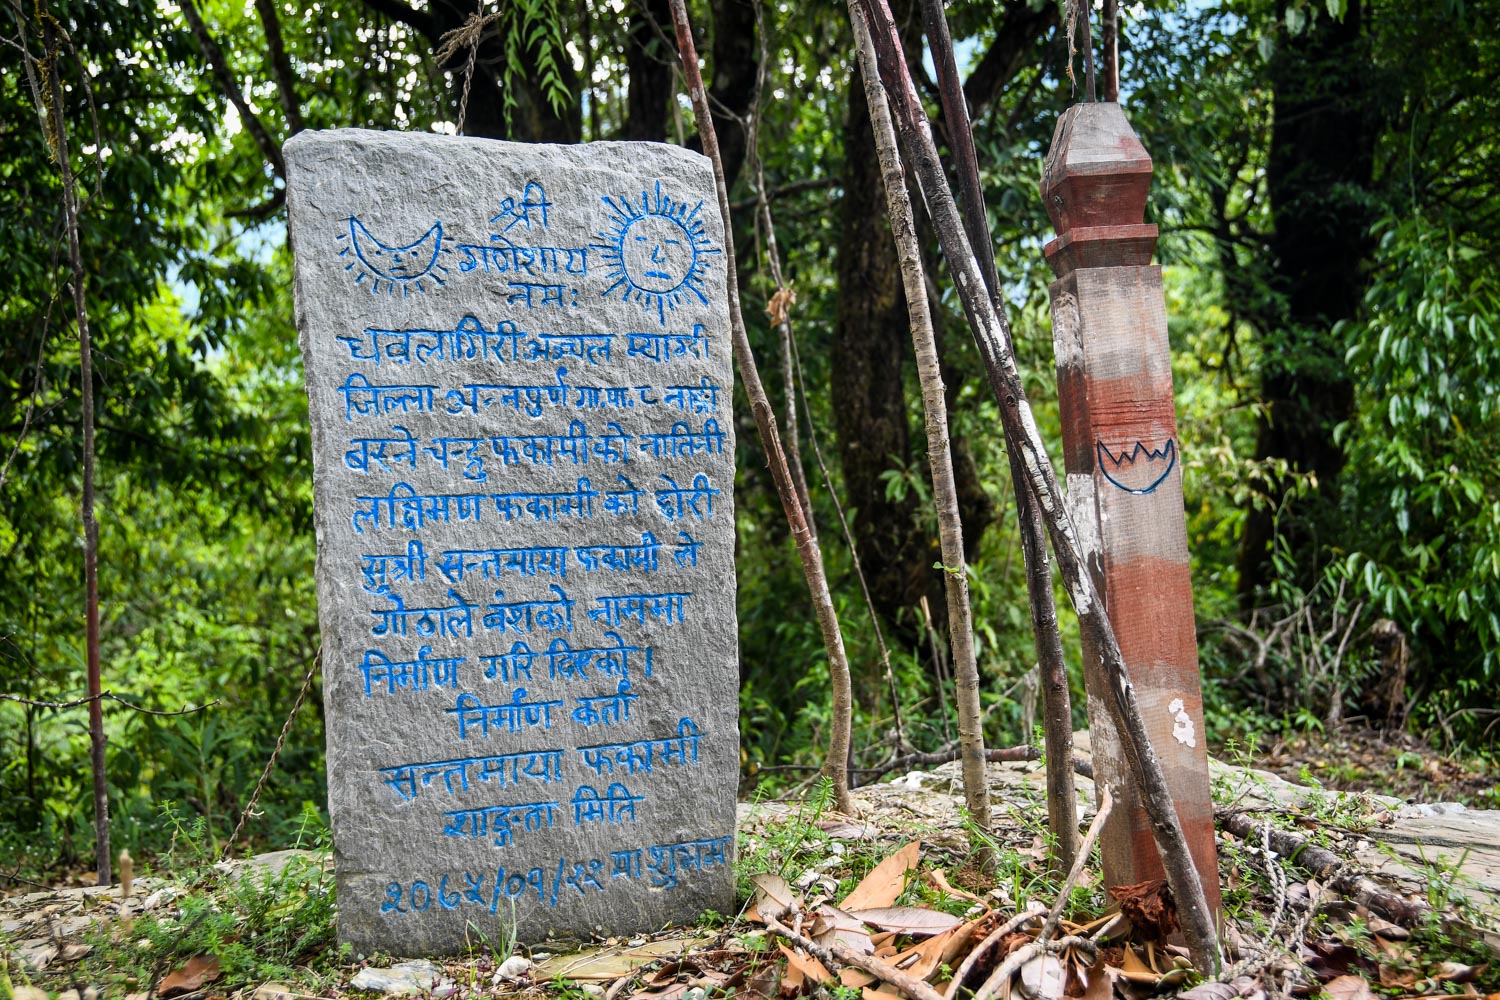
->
[593,181,721,325]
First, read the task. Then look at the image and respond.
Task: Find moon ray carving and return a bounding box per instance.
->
[335,217,450,297]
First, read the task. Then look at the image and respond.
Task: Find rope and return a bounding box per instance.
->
[435,7,501,134]
[221,649,320,859]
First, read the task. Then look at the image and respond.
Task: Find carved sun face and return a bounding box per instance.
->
[595,181,720,325]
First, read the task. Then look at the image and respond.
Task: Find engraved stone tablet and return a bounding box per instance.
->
[285,130,738,954]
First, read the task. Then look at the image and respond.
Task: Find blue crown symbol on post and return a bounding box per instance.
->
[1096,438,1176,495]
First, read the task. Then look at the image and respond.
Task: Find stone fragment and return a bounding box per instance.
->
[16,939,57,971]
[350,959,449,996]
[495,955,531,980]
[286,130,739,954]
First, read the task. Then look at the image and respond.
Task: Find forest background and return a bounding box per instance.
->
[1,0,1497,874]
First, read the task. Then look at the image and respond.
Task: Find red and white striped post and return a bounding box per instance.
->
[1042,103,1222,911]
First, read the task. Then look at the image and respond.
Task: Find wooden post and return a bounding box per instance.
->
[1042,103,1221,913]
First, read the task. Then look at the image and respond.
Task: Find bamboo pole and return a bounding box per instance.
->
[915,0,1080,872]
[43,19,111,886]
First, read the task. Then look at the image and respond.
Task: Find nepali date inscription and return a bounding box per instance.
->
[287,131,739,953]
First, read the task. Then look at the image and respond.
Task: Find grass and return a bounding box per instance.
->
[67,809,342,996]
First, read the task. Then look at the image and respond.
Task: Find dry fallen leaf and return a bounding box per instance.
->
[766,286,798,326]
[1434,962,1488,984]
[811,903,875,956]
[1078,954,1114,1000]
[779,944,835,986]
[927,868,983,904]
[1018,953,1067,1000]
[840,842,920,911]
[1117,944,1159,984]
[1323,975,1376,1000]
[851,906,963,937]
[1177,980,1246,1000]
[158,955,222,998]
[818,820,874,839]
[840,967,876,990]
[1378,964,1419,990]
[781,956,806,997]
[753,873,802,924]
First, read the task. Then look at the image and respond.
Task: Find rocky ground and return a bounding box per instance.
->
[3,732,1498,1000]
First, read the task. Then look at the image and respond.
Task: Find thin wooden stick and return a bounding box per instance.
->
[851,8,993,859]
[916,0,1080,875]
[37,16,111,888]
[944,905,1045,1000]
[847,0,1221,972]
[669,0,855,813]
[765,916,947,1000]
[1040,786,1114,943]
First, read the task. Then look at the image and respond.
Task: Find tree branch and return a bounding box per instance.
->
[729,176,838,212]
[961,0,1060,117]
[180,0,285,178]
[253,0,304,136]
[0,691,218,717]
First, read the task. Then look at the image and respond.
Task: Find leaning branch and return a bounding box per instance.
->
[916,0,1079,873]
[669,0,856,813]
[848,0,1221,972]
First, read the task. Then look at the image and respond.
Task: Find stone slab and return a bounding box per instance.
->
[285,129,739,954]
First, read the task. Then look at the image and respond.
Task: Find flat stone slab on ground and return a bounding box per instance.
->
[286,130,739,954]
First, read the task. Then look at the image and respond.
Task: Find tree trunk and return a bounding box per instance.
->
[831,71,927,630]
[1238,0,1372,601]
[624,0,674,141]
[851,10,994,854]
[688,0,759,191]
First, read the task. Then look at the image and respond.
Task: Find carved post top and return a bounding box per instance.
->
[1040,103,1158,278]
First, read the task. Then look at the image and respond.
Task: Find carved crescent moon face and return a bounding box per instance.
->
[349,218,443,280]
[336,217,449,296]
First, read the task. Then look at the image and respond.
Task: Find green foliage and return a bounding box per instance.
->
[2,0,1499,886]
[1338,218,1500,698]
[81,808,338,992]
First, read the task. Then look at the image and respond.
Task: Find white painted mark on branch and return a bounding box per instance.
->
[1169,697,1196,748]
